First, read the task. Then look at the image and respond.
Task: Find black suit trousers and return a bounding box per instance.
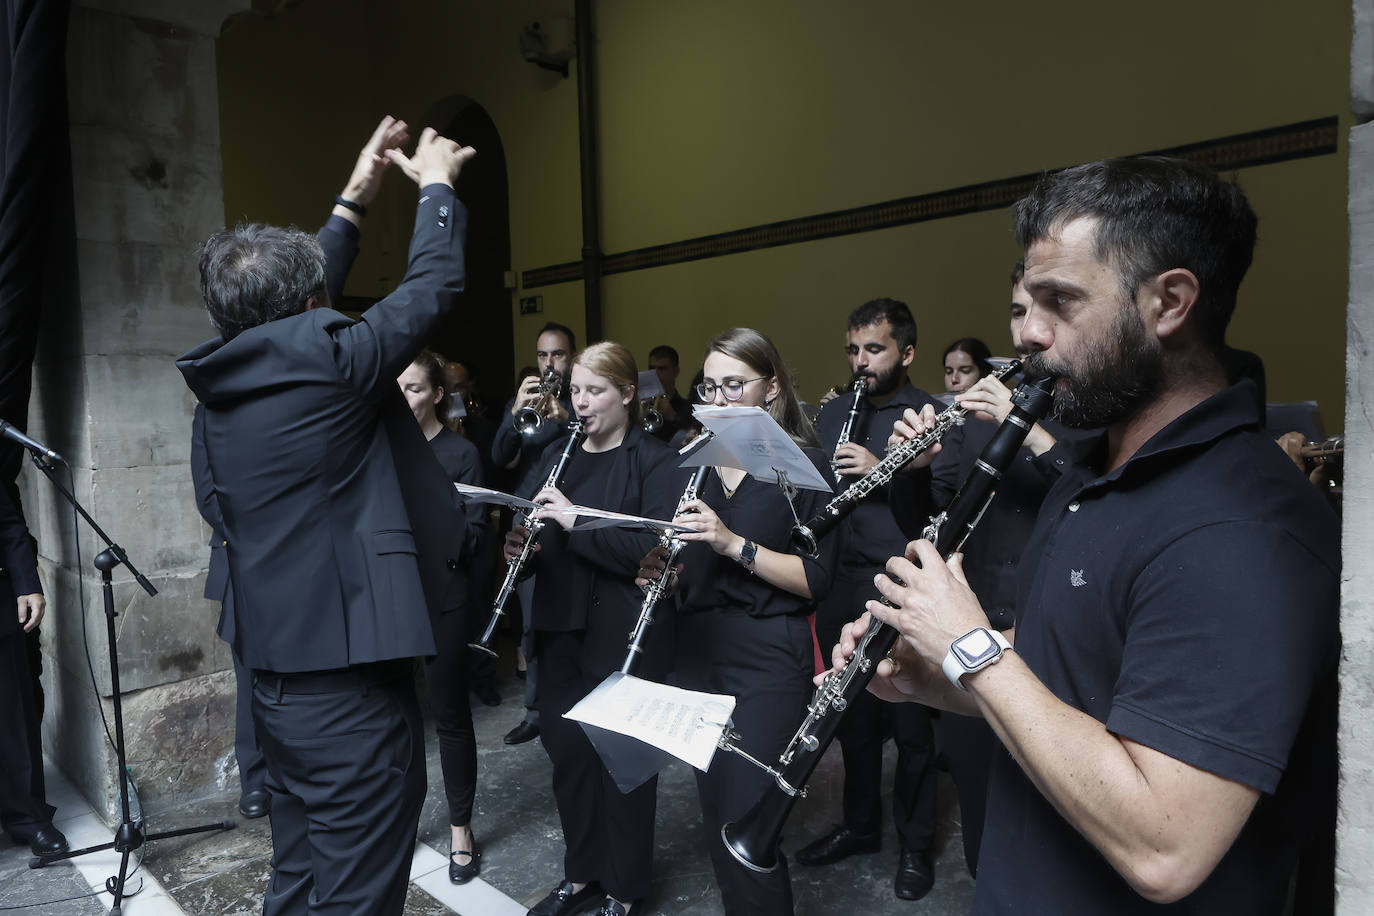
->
[536,629,657,902]
[253,664,425,916]
[0,627,53,837]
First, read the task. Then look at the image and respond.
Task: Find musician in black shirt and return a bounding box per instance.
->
[639,328,837,916]
[509,342,674,916]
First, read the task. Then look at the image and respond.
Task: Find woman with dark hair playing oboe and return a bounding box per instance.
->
[637,327,837,916]
[506,342,674,916]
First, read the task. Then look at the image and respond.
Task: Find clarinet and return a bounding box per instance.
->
[831,376,868,483]
[720,375,1055,873]
[791,360,1020,557]
[620,461,713,675]
[469,420,586,657]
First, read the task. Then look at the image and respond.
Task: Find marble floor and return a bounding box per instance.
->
[4,656,978,915]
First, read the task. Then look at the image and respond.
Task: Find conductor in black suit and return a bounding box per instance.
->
[176,124,475,916]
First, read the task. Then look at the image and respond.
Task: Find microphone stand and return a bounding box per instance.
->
[24,452,233,916]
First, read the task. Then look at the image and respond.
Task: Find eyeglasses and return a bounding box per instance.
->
[695,376,771,402]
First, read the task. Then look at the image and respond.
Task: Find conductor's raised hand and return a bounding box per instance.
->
[386,127,476,189]
[886,403,941,474]
[867,539,988,668]
[340,115,411,207]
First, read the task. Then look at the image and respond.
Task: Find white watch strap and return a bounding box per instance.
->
[941,627,1012,691]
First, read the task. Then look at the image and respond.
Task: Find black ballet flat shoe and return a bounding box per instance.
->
[449,847,481,884]
[239,788,271,819]
[527,880,601,916]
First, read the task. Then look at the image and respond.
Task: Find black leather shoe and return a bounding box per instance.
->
[794,824,881,866]
[474,682,501,707]
[528,880,601,916]
[239,788,271,819]
[505,720,540,745]
[591,898,628,916]
[449,847,480,884]
[28,825,69,858]
[894,847,935,901]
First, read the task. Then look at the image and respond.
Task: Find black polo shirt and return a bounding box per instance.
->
[975,381,1340,915]
[813,380,941,570]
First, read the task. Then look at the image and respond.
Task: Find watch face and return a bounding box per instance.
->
[953,629,1000,670]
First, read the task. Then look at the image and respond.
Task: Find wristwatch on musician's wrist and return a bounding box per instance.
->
[736,539,758,572]
[941,627,1012,690]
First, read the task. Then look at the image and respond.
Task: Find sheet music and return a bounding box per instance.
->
[689,405,832,492]
[565,672,735,772]
[637,370,666,399]
[452,482,540,512]
[564,505,692,533]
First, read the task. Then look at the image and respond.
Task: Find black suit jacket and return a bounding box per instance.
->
[0,479,41,640]
[176,187,468,673]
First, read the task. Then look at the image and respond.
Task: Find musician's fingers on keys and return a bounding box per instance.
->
[869,545,981,661]
[673,498,729,550]
[635,546,670,588]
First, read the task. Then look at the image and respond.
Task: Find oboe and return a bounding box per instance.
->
[792,360,1020,557]
[469,420,586,657]
[621,460,713,674]
[831,376,868,483]
[720,375,1055,873]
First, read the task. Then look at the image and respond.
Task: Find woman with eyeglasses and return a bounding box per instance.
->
[638,327,837,916]
[507,342,675,916]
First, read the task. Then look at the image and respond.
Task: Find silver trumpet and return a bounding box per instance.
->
[641,397,665,434]
[514,368,565,436]
[792,360,1021,557]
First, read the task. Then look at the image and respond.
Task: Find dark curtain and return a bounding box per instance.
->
[0,0,70,482]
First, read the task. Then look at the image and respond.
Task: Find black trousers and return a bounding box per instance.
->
[0,627,54,838]
[815,567,937,853]
[230,643,266,794]
[427,606,477,827]
[676,609,813,916]
[536,629,657,902]
[253,662,425,916]
[934,711,997,876]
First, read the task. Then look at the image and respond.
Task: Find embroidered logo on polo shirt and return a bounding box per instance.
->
[1070,569,1087,587]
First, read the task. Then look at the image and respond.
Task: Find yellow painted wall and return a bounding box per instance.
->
[218,0,1350,427]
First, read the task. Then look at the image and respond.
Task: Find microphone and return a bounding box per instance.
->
[0,420,64,463]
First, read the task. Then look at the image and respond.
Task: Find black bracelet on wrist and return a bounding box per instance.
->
[333,195,367,216]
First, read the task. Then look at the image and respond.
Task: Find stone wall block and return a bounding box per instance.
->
[43,653,117,819]
[85,354,200,471]
[77,239,214,357]
[89,462,208,575]
[68,8,220,144]
[1340,119,1374,911]
[69,123,225,248]
[121,668,238,806]
[1356,0,1374,120]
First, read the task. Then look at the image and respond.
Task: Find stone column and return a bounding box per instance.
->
[21,0,250,818]
[1342,1,1374,911]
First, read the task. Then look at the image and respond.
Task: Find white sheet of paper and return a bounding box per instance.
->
[565,673,736,772]
[564,505,692,533]
[689,405,832,491]
[452,482,540,512]
[637,370,665,399]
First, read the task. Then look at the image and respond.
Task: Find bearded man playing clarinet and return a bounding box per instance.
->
[832,156,1339,915]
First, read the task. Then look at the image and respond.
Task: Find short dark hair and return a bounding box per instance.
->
[1014,156,1257,348]
[847,298,917,351]
[1010,258,1025,287]
[198,223,326,341]
[538,321,576,353]
[648,344,679,367]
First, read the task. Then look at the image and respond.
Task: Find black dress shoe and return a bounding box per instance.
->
[505,720,540,745]
[794,824,881,866]
[591,898,628,916]
[528,880,601,916]
[474,682,501,707]
[894,847,935,901]
[28,825,69,858]
[239,788,271,819]
[449,847,481,884]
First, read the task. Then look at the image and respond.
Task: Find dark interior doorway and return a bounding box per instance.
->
[427,97,514,416]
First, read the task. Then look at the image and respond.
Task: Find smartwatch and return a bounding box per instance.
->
[941,627,1012,690]
[736,539,758,572]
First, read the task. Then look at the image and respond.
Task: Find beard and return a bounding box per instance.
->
[862,360,906,398]
[1024,303,1163,429]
